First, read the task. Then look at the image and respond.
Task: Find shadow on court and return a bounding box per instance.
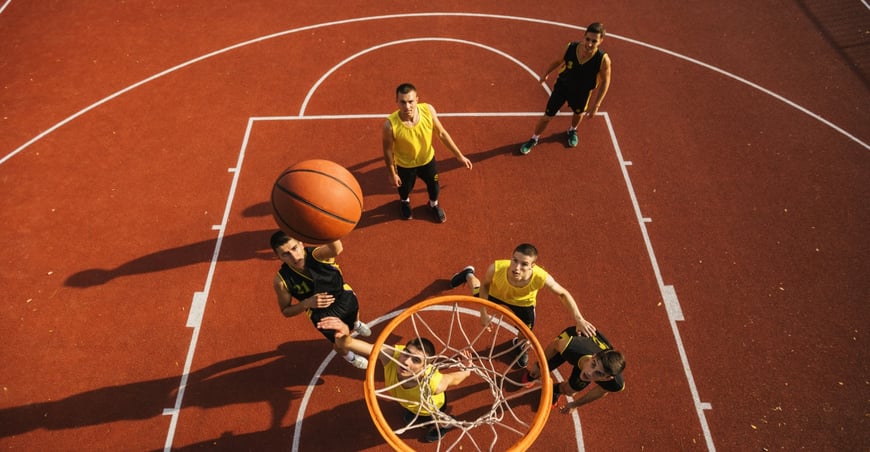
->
[0,341,328,439]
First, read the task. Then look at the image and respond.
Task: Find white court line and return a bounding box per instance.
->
[7,12,842,450]
[160,30,717,450]
[2,12,867,166]
[216,111,706,452]
[0,0,11,15]
[161,118,254,451]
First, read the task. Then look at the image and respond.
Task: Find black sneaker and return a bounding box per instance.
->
[551,383,562,408]
[513,338,529,368]
[423,425,455,443]
[431,204,446,223]
[400,201,412,220]
[450,266,475,288]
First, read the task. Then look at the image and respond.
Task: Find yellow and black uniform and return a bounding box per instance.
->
[548,327,624,393]
[386,103,440,201]
[384,345,445,416]
[484,259,549,329]
[276,246,359,342]
[545,43,606,116]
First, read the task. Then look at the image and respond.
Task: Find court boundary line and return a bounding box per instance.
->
[3,12,867,167]
[167,109,711,451]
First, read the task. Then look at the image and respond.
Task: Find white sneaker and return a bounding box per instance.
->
[354,320,372,337]
[347,355,369,369]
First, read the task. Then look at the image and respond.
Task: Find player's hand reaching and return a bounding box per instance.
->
[576,318,597,337]
[316,316,350,339]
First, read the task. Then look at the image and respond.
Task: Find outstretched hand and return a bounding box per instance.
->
[576,319,597,337]
[316,316,350,339]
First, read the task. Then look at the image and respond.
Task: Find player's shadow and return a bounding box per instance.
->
[64,229,276,287]
[0,340,334,439]
[163,397,384,451]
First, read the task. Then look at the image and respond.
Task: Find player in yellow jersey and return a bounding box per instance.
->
[316,316,473,442]
[382,83,473,222]
[450,243,596,367]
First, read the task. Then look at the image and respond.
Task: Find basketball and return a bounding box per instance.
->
[271,159,364,244]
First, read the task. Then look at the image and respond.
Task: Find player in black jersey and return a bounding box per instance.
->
[520,22,612,154]
[270,230,372,369]
[524,326,625,413]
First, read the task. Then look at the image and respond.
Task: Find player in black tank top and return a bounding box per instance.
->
[518,22,612,154]
[270,231,372,369]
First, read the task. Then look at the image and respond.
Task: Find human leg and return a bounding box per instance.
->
[396,165,417,219]
[417,160,445,223]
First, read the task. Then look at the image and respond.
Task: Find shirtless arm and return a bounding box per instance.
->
[381,119,401,188]
[430,105,472,170]
[545,275,596,337]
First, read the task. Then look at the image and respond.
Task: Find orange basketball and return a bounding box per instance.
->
[271,159,364,244]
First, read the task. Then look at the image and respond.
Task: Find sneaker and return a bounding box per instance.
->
[517,350,529,368]
[551,383,562,408]
[567,129,579,147]
[400,201,412,220]
[519,138,538,155]
[423,425,456,443]
[513,338,529,368]
[347,355,369,369]
[520,369,537,388]
[450,266,475,288]
[431,204,446,223]
[353,320,371,337]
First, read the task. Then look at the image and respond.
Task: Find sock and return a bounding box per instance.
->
[568,127,577,132]
[429,200,438,207]
[401,198,410,203]
[345,351,356,362]
[531,134,540,141]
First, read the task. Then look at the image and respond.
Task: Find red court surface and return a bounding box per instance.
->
[1,2,868,451]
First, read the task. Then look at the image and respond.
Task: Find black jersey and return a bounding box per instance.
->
[277,246,348,301]
[555,42,605,92]
[556,327,624,393]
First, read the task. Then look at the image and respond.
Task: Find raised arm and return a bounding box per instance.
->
[433,350,473,395]
[316,316,395,366]
[544,275,596,337]
[478,263,496,328]
[312,239,343,261]
[559,385,609,413]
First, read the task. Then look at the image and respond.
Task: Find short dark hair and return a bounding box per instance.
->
[270,230,291,251]
[396,82,417,97]
[586,22,605,37]
[596,349,625,376]
[513,243,539,259]
[406,337,436,358]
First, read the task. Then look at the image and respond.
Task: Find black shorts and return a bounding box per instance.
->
[309,290,360,343]
[545,82,593,116]
[488,296,535,330]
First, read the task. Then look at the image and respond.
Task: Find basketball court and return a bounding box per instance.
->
[1,2,868,451]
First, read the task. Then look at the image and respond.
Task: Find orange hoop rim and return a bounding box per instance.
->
[363,295,552,451]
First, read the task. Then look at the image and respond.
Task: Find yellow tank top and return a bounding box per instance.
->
[384,345,445,415]
[387,103,436,168]
[488,259,549,307]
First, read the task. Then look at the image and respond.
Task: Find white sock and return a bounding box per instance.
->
[429,200,438,207]
[345,351,357,362]
[531,135,540,141]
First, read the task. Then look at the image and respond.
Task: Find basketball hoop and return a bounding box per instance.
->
[364,295,552,451]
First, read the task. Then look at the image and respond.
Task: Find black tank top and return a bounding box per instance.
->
[556,42,605,92]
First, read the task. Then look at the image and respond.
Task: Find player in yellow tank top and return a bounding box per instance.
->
[449,244,596,368]
[316,316,473,442]
[382,83,473,222]
[450,243,597,336]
